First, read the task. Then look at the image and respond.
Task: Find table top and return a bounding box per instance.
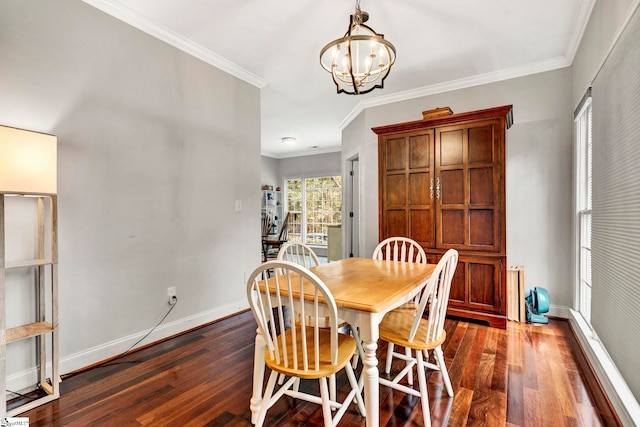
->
[308,258,436,314]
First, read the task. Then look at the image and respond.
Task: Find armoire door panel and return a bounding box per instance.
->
[440,169,464,205]
[469,262,496,306]
[409,134,431,169]
[469,168,494,205]
[386,175,406,206]
[435,119,503,254]
[449,262,466,303]
[409,210,433,245]
[440,211,465,245]
[386,210,407,237]
[468,259,502,310]
[445,255,503,312]
[385,137,406,171]
[468,125,494,164]
[469,210,495,247]
[409,172,431,205]
[439,130,464,166]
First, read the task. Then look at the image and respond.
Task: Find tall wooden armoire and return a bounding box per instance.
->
[373,105,513,329]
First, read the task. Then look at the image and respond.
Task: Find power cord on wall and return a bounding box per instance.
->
[60,296,179,380]
[112,296,179,360]
[6,387,44,403]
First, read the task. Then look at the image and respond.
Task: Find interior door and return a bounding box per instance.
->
[349,157,360,257]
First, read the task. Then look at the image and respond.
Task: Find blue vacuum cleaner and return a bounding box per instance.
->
[525,287,550,324]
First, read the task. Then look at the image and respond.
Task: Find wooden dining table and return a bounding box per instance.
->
[249,257,436,426]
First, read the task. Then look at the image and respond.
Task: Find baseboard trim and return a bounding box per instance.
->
[8,300,250,395]
[568,309,640,426]
[548,304,570,319]
[58,299,249,379]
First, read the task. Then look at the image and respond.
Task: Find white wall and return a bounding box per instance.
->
[342,68,574,313]
[0,0,261,378]
[279,152,341,181]
[261,152,341,189]
[261,156,279,188]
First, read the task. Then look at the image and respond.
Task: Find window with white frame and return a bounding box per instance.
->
[575,95,592,323]
[285,176,342,246]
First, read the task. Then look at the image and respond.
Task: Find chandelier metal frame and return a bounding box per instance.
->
[319,0,396,95]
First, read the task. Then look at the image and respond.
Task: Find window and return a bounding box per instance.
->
[575,96,592,323]
[285,176,342,246]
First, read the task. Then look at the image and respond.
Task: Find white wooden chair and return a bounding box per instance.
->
[378,249,458,427]
[372,236,428,263]
[246,260,365,426]
[276,241,365,395]
[372,236,428,381]
[277,241,320,269]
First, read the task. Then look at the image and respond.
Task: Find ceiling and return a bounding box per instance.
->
[84,0,594,158]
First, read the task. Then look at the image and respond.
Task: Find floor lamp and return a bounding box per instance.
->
[0,124,59,416]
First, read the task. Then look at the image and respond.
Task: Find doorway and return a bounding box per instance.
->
[346,156,360,257]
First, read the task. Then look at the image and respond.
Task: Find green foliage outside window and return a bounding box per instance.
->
[286,176,341,246]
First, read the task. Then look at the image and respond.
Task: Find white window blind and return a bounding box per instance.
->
[591,6,640,400]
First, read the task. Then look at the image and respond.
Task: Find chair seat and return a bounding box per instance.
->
[265,326,358,379]
[379,310,447,351]
[393,301,418,313]
[297,314,349,330]
[262,237,285,245]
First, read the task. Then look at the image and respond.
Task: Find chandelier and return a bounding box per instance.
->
[319,0,396,95]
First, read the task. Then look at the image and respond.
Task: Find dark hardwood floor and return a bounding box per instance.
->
[15,311,619,426]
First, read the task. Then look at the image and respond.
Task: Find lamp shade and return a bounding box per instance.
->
[0,125,57,194]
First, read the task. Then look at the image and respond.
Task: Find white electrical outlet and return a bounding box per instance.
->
[167,287,177,305]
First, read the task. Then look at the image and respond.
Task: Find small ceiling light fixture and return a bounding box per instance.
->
[320,0,396,95]
[281,137,297,144]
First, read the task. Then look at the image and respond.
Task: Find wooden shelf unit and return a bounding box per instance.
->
[7,322,55,343]
[262,189,283,236]
[0,192,60,416]
[5,259,55,269]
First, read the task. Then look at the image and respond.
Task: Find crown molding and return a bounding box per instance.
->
[592,0,640,84]
[564,0,597,63]
[82,0,267,89]
[262,145,341,160]
[339,56,571,130]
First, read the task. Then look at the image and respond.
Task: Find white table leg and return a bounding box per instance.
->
[250,330,266,425]
[359,317,379,427]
